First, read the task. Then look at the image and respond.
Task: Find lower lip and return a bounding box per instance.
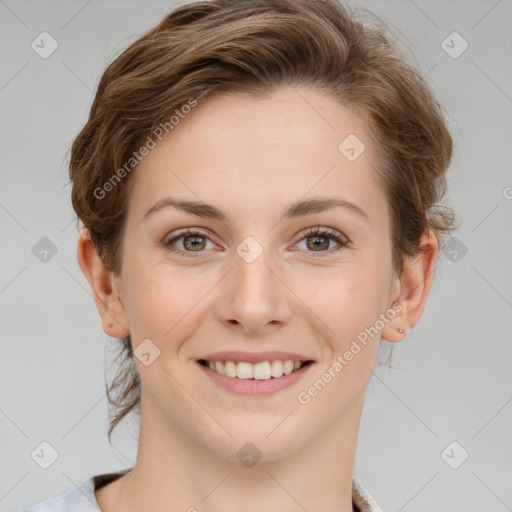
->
[196,361,314,396]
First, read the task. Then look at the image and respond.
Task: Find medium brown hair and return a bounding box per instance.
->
[69,0,455,442]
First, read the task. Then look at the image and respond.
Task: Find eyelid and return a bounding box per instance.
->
[163,227,214,242]
[295,226,349,245]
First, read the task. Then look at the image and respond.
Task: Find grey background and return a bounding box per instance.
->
[1,0,511,511]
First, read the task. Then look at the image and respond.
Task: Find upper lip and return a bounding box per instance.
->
[197,351,314,364]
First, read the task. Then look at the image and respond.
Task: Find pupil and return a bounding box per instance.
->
[185,236,204,250]
[309,236,328,250]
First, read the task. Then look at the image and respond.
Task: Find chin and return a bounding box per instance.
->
[199,417,308,464]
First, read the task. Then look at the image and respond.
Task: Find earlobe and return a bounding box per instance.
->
[381,300,409,342]
[381,229,438,343]
[76,228,130,338]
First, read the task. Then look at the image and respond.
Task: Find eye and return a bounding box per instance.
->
[293,227,349,257]
[163,226,349,258]
[163,228,216,257]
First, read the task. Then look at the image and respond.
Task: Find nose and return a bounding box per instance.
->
[215,243,294,336]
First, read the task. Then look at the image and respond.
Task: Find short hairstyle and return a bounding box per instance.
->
[68,0,455,441]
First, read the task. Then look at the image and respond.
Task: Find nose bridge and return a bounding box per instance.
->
[216,236,293,333]
[233,238,278,305]
[235,241,273,294]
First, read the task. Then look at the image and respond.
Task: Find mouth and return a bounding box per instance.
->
[195,358,315,396]
[197,358,314,379]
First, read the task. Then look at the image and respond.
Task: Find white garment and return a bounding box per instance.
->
[22,470,383,512]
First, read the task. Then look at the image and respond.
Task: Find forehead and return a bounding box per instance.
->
[127,86,386,227]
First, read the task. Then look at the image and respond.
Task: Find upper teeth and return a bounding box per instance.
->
[206,360,305,380]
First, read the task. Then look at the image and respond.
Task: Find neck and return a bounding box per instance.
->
[114,392,364,512]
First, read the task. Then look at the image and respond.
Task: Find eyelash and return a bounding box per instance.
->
[163,227,349,258]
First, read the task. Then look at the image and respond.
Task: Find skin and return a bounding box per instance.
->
[78,86,437,512]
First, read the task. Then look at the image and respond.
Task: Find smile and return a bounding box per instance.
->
[196,359,315,396]
[198,359,313,380]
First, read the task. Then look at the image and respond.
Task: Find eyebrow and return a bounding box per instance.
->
[143,196,369,223]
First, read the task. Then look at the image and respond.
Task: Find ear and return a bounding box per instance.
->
[381,229,438,342]
[76,228,130,338]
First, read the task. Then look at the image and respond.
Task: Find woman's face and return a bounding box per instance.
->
[110,86,404,460]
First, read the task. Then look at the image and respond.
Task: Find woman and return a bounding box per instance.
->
[24,0,454,510]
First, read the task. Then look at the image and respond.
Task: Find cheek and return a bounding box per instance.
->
[296,268,386,409]
[123,258,216,343]
[293,263,388,343]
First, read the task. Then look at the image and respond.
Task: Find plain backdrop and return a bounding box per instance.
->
[1,1,511,511]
